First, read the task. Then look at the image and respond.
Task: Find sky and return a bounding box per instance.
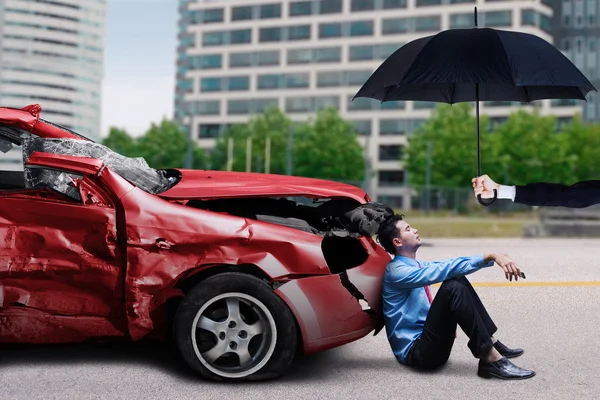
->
[101,0,179,138]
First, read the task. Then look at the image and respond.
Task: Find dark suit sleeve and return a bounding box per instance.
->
[514,180,600,208]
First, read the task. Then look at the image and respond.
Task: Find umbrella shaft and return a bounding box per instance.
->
[476,83,480,177]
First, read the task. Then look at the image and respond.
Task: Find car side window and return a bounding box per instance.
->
[24,167,83,202]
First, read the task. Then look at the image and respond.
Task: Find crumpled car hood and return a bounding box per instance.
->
[159,169,368,202]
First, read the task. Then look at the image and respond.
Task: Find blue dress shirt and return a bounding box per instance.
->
[382,254,494,363]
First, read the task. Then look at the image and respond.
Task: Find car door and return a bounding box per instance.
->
[0,153,126,342]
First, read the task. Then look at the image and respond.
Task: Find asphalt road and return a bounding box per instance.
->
[1,238,599,400]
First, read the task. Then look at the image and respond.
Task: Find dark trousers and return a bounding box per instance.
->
[406,276,498,370]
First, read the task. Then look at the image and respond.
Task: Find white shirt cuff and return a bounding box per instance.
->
[497,185,516,201]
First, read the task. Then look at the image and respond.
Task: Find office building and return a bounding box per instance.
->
[550,0,600,122]
[175,0,582,208]
[0,0,107,171]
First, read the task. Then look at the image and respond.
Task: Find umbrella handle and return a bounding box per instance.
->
[477,190,497,206]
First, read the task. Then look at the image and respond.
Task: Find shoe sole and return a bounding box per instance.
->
[478,371,536,380]
[503,351,524,359]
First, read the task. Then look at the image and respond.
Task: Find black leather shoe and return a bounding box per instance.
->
[478,357,535,380]
[494,340,524,358]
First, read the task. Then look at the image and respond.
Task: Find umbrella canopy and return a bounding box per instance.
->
[354,27,595,103]
[354,10,596,205]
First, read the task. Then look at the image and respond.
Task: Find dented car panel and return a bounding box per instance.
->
[274,237,390,354]
[0,104,393,356]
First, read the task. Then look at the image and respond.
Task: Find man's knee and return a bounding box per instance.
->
[440,276,469,293]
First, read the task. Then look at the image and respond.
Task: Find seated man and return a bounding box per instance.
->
[377,214,535,380]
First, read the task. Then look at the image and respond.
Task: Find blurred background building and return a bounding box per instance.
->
[173,0,584,208]
[549,0,600,122]
[0,0,107,171]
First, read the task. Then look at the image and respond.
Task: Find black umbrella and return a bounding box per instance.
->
[354,7,596,206]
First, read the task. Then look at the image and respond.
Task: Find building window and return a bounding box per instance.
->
[198,124,221,138]
[189,101,220,115]
[415,16,441,31]
[230,52,252,68]
[201,78,221,92]
[379,145,404,161]
[316,47,341,62]
[288,25,311,40]
[350,45,375,61]
[315,96,339,110]
[319,23,342,38]
[258,74,280,89]
[319,0,342,14]
[383,0,407,9]
[227,100,250,115]
[230,29,252,44]
[286,73,310,88]
[284,96,340,113]
[382,18,409,34]
[347,70,373,85]
[260,27,282,42]
[484,11,512,27]
[347,96,377,110]
[379,170,405,186]
[202,30,251,46]
[449,13,472,28]
[228,76,249,91]
[414,101,436,109]
[227,99,279,115]
[257,51,280,66]
[288,48,313,64]
[286,97,312,112]
[381,101,405,110]
[350,21,374,36]
[416,0,441,6]
[232,6,252,21]
[351,120,372,135]
[260,4,281,19]
[352,0,375,11]
[290,1,312,16]
[202,8,224,23]
[202,32,224,46]
[190,54,222,69]
[521,9,536,26]
[380,119,407,135]
[318,72,343,87]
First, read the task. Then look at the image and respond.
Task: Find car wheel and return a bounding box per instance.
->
[173,272,298,381]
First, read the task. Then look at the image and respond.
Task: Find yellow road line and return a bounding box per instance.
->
[432,281,600,288]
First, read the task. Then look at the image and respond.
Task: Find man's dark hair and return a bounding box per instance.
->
[377,214,405,254]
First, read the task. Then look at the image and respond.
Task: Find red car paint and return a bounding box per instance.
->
[0,105,390,354]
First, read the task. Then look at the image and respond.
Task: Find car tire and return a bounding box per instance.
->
[173,272,298,381]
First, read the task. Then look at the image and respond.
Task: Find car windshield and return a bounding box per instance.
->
[0,123,177,195]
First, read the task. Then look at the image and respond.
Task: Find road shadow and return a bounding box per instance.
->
[0,341,350,383]
[0,341,474,383]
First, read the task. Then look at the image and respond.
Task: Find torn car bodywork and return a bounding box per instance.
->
[0,105,393,354]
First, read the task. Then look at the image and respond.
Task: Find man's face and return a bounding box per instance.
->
[392,220,421,250]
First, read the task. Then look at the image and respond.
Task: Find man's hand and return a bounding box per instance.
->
[486,253,521,281]
[472,174,499,199]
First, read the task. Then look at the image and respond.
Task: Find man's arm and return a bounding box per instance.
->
[386,255,494,289]
[474,175,600,208]
[514,180,600,208]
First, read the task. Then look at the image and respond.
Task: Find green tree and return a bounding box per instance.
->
[293,107,365,182]
[490,110,575,185]
[211,106,292,174]
[404,103,494,187]
[102,127,137,157]
[136,119,208,169]
[559,114,600,183]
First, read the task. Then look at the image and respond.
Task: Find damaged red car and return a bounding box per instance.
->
[0,105,393,381]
